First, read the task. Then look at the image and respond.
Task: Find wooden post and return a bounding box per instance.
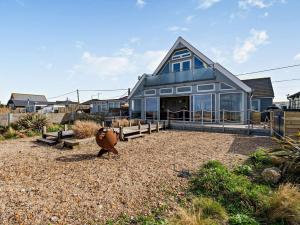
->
[119,126,124,141]
[129,120,132,127]
[163,121,166,130]
[156,121,159,132]
[270,111,274,136]
[222,109,225,132]
[64,124,68,131]
[148,122,151,134]
[101,121,105,128]
[283,111,286,137]
[138,120,141,134]
[7,113,11,127]
[183,110,185,121]
[42,126,47,138]
[117,121,120,128]
[201,109,204,125]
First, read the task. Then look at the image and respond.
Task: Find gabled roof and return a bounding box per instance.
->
[288,91,300,99]
[8,100,49,107]
[10,93,47,102]
[153,36,214,75]
[242,77,274,98]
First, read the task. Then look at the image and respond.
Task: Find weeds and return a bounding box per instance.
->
[72,120,101,139]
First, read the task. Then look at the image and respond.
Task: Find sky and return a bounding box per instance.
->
[0,0,300,103]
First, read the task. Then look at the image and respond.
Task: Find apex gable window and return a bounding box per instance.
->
[194,56,207,69]
[172,49,191,60]
[176,86,192,94]
[144,89,156,96]
[220,82,235,90]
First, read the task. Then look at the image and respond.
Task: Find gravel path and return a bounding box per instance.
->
[0,131,277,224]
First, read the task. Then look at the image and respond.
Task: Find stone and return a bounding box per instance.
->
[261,167,281,183]
[50,216,59,222]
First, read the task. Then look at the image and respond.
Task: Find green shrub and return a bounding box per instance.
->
[229,214,259,225]
[15,114,48,131]
[234,165,253,176]
[190,160,271,215]
[250,148,271,166]
[0,135,5,141]
[25,130,38,137]
[4,127,17,139]
[47,124,63,132]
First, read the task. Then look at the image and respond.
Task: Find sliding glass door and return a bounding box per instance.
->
[193,94,215,123]
[145,97,159,120]
[220,93,243,123]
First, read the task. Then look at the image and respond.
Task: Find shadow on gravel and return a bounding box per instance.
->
[56,153,98,162]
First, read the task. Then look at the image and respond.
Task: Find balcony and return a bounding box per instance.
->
[144,68,215,87]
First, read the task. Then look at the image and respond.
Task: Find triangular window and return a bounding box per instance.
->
[220,82,234,90]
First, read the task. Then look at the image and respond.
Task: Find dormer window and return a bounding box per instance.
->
[172,49,191,60]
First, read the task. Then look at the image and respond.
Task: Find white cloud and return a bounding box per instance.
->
[210,48,227,64]
[167,26,189,32]
[129,37,141,44]
[75,41,85,49]
[185,15,195,23]
[136,0,146,8]
[198,0,221,9]
[294,53,300,61]
[238,0,285,9]
[69,48,167,80]
[233,29,269,63]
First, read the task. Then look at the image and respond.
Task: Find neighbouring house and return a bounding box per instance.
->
[287,91,300,110]
[128,37,275,124]
[7,93,48,112]
[87,96,128,116]
[242,77,274,112]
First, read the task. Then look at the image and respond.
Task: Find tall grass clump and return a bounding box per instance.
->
[15,114,48,131]
[190,160,271,215]
[72,120,101,139]
[170,197,228,225]
[267,183,300,225]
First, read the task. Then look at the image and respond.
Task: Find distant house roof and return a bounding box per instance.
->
[7,93,48,107]
[288,91,300,99]
[81,96,128,105]
[10,93,47,102]
[242,78,274,98]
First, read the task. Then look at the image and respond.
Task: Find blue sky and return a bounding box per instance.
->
[0,0,299,103]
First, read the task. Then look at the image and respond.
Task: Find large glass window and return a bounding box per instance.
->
[182,61,190,71]
[193,94,215,122]
[160,63,170,74]
[145,97,158,120]
[220,93,243,123]
[131,99,142,118]
[197,84,215,92]
[173,63,180,72]
[194,57,206,69]
[176,86,192,94]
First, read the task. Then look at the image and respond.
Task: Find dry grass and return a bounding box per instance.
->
[0,107,10,113]
[268,183,300,225]
[169,197,228,225]
[72,120,101,139]
[112,119,142,127]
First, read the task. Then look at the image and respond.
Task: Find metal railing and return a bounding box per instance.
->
[144,68,215,86]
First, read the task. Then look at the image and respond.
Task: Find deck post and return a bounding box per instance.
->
[101,121,105,128]
[129,120,132,127]
[183,110,185,121]
[201,109,204,125]
[222,109,225,132]
[156,121,160,132]
[42,126,47,138]
[148,122,151,134]
[270,111,274,136]
[138,121,141,134]
[119,126,124,141]
[64,124,68,131]
[7,113,11,126]
[163,121,166,130]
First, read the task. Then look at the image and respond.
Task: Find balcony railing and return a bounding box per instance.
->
[145,67,215,86]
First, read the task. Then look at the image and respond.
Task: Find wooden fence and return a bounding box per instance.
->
[270,111,300,138]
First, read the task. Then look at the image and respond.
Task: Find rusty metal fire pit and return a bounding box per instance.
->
[95,128,119,157]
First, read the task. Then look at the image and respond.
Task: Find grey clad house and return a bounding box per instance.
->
[128,37,274,124]
[287,91,300,110]
[242,77,274,112]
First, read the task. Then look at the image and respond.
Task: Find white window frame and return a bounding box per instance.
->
[251,99,261,112]
[192,93,216,122]
[172,49,191,60]
[172,59,191,72]
[220,82,235,90]
[176,86,192,94]
[144,89,156,96]
[197,83,215,93]
[219,92,245,123]
[159,88,173,95]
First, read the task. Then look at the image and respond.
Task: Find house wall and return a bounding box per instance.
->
[129,69,250,123]
[259,98,273,111]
